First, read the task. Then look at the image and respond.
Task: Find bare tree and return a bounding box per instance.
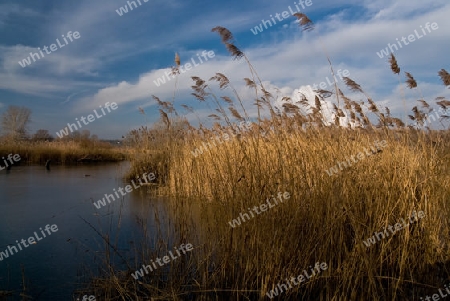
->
[32,129,53,141]
[1,105,31,139]
[70,130,81,141]
[80,129,91,140]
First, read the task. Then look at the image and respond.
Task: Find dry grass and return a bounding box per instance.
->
[78,19,450,300]
[83,126,450,300]
[0,139,126,165]
[165,126,450,300]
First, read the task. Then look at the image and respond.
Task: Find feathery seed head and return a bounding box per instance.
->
[293,13,314,31]
[438,69,450,86]
[175,53,180,67]
[405,72,417,89]
[389,54,400,74]
[343,77,363,93]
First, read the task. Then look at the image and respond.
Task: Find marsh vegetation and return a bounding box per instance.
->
[75,19,450,300]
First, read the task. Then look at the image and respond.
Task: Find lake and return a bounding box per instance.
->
[0,162,166,300]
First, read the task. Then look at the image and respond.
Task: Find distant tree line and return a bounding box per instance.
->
[0,105,101,144]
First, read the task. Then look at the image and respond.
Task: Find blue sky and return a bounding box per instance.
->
[0,0,449,138]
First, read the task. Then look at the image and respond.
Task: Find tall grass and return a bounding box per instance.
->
[0,139,126,165]
[81,17,450,300]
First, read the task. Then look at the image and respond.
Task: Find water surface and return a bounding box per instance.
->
[0,163,165,300]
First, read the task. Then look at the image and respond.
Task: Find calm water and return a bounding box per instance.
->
[0,162,167,300]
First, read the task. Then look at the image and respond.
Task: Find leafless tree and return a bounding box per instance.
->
[32,129,53,141]
[1,105,31,139]
[80,129,91,140]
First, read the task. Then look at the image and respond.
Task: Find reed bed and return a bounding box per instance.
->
[164,125,450,300]
[83,123,450,300]
[80,18,450,300]
[0,139,126,165]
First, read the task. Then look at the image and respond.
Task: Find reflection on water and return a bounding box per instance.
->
[0,162,166,300]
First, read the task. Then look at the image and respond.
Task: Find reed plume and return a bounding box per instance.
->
[228,107,244,121]
[389,53,400,74]
[389,53,407,124]
[225,43,244,60]
[436,97,450,111]
[438,69,450,86]
[220,96,233,105]
[210,73,230,89]
[343,77,363,93]
[282,103,301,114]
[175,52,180,67]
[293,13,315,31]
[211,26,234,43]
[405,72,417,88]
